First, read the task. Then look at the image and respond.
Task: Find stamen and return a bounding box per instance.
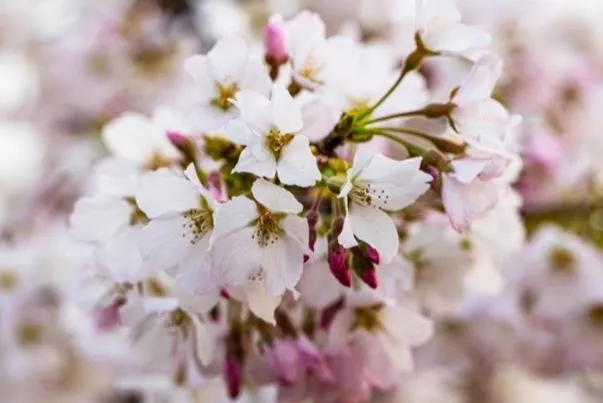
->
[182,204,213,245]
[265,129,294,159]
[212,81,240,111]
[251,208,285,247]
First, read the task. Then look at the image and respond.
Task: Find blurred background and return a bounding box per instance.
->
[3,0,603,402]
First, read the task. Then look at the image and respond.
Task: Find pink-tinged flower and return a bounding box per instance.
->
[441,158,503,233]
[338,148,432,263]
[295,335,334,382]
[524,129,563,170]
[265,339,304,386]
[264,15,288,65]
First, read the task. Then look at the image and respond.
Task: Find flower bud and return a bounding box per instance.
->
[328,244,351,287]
[263,16,288,67]
[224,353,242,399]
[365,245,380,265]
[331,216,345,238]
[360,265,378,289]
[307,210,319,251]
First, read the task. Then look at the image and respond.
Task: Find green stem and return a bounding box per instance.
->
[370,126,466,154]
[363,109,426,125]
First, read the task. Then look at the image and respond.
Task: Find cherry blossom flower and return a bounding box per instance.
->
[210,179,308,318]
[338,149,432,263]
[184,36,271,132]
[101,108,186,169]
[414,0,491,58]
[135,165,219,306]
[227,86,321,187]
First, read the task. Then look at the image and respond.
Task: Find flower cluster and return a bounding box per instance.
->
[66,1,523,400]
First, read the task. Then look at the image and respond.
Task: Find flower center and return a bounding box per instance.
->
[212,81,240,111]
[352,304,383,331]
[549,246,575,275]
[182,202,213,245]
[350,181,389,208]
[265,129,294,159]
[252,208,285,247]
[298,53,324,85]
[0,270,17,293]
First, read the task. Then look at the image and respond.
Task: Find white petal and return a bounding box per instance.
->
[355,154,432,211]
[183,163,218,210]
[69,196,132,242]
[223,118,257,146]
[175,234,217,297]
[455,54,503,104]
[185,103,237,133]
[97,226,147,283]
[184,55,216,102]
[298,260,344,310]
[210,196,258,245]
[233,90,272,135]
[207,36,249,84]
[349,204,399,263]
[189,312,216,366]
[101,113,161,164]
[270,85,303,134]
[262,237,305,296]
[243,275,281,325]
[450,158,488,184]
[452,99,510,143]
[240,55,272,97]
[348,148,376,179]
[277,135,321,187]
[136,169,199,218]
[211,226,262,286]
[282,215,310,254]
[251,179,303,214]
[139,216,192,272]
[423,23,491,55]
[338,208,358,249]
[232,146,278,179]
[441,174,499,232]
[380,305,433,346]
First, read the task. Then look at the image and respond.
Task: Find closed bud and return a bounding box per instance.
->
[361,265,378,289]
[264,16,288,65]
[365,245,380,265]
[224,353,242,399]
[331,216,345,238]
[328,244,351,287]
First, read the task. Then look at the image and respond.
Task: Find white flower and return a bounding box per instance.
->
[414,0,491,58]
[321,39,428,121]
[282,11,344,89]
[210,179,308,300]
[101,108,185,168]
[450,54,510,145]
[327,301,433,375]
[337,149,432,263]
[184,36,271,132]
[403,216,476,314]
[135,165,218,303]
[227,86,321,187]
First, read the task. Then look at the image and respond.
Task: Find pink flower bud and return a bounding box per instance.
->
[167,130,188,146]
[224,353,242,399]
[328,245,351,287]
[360,265,378,289]
[263,16,288,66]
[365,245,380,265]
